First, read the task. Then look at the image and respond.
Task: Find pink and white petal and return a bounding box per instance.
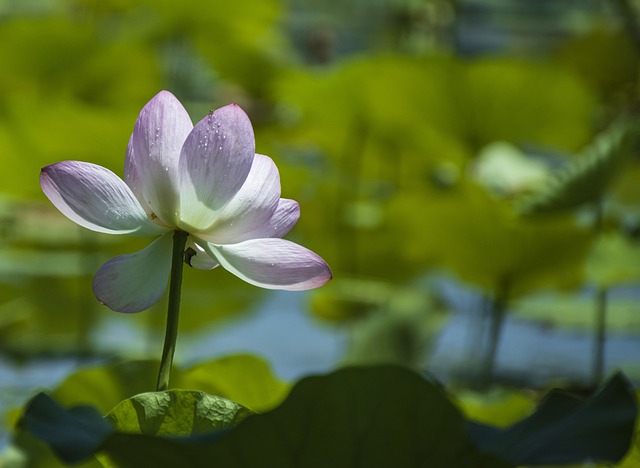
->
[92,233,173,313]
[41,161,167,236]
[199,198,300,244]
[123,135,153,215]
[247,198,300,239]
[198,154,281,242]
[185,239,219,270]
[129,90,193,226]
[203,238,332,291]
[178,104,255,231]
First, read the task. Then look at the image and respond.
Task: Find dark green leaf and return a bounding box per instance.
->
[21,393,113,464]
[25,366,510,468]
[206,365,488,467]
[469,372,637,465]
[102,365,509,468]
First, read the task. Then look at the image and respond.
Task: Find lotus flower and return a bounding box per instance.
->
[40,91,331,313]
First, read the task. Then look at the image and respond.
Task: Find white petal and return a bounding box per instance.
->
[201,238,332,291]
[185,239,219,270]
[128,90,193,226]
[178,104,255,231]
[93,233,173,313]
[124,135,153,215]
[199,154,281,242]
[199,198,300,244]
[40,161,167,236]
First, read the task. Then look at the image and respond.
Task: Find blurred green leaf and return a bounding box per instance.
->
[275,55,473,177]
[388,183,594,295]
[461,58,595,151]
[0,97,139,199]
[0,11,163,198]
[311,277,448,368]
[342,299,447,369]
[456,388,536,429]
[276,55,595,164]
[273,55,596,282]
[469,141,550,197]
[1,15,159,97]
[611,159,640,207]
[517,118,637,215]
[585,232,640,288]
[555,30,639,102]
[0,277,100,357]
[142,0,288,97]
[50,360,166,414]
[48,356,286,415]
[179,354,289,413]
[310,277,394,322]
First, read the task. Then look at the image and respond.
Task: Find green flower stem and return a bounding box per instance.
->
[156,230,188,392]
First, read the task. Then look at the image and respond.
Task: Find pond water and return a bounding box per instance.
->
[2,284,640,449]
[431,310,640,387]
[431,281,640,387]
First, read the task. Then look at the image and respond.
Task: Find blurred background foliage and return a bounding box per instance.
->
[2,0,640,464]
